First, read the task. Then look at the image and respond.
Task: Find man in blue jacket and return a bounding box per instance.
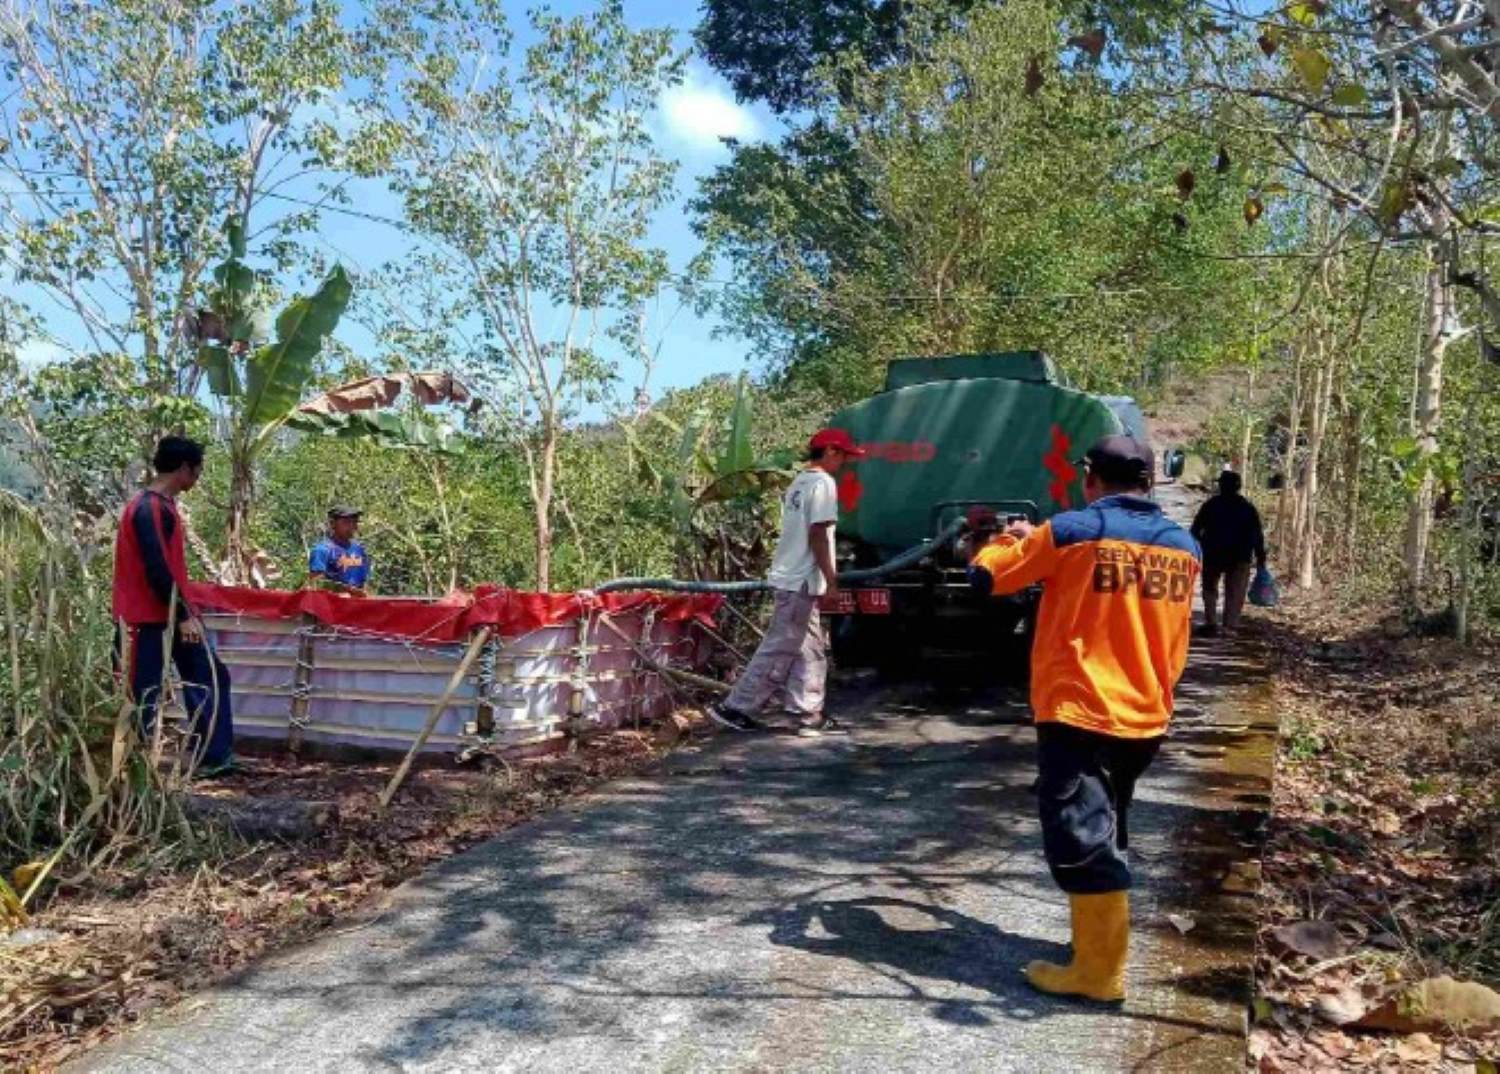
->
[308,506,371,595]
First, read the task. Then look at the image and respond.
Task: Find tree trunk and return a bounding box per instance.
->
[1236,366,1257,488]
[533,421,557,591]
[1274,347,1305,566]
[1403,249,1452,605]
[1287,375,1312,578]
[1454,396,1480,643]
[1297,352,1335,589]
[224,447,256,587]
[1340,399,1363,570]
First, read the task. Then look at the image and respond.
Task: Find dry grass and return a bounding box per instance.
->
[0,719,699,1070]
[0,506,210,919]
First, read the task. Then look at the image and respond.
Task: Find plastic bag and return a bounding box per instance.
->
[1248,566,1279,608]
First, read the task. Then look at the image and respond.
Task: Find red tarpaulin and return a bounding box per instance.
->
[186,582,722,645]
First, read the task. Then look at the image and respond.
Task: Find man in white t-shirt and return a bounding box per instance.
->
[710,428,864,736]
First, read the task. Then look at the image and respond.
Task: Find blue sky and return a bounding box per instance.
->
[307,2,781,402]
[14,1,782,405]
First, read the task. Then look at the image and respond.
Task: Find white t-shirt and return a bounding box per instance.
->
[767,468,839,594]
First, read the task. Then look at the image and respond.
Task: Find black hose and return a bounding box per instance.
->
[596,516,969,595]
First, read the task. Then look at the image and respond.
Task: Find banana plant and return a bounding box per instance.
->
[195,217,352,584]
[287,371,474,455]
[196,220,478,584]
[626,375,796,578]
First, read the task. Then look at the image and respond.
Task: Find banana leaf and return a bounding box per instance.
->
[716,374,755,478]
[197,344,238,398]
[245,265,352,434]
[697,454,797,505]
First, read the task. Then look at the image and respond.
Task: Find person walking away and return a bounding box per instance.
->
[309,505,371,595]
[968,435,1200,1002]
[1190,470,1265,636]
[709,429,865,737]
[112,436,237,775]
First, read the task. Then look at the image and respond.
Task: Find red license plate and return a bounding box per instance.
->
[820,590,857,615]
[819,588,893,614]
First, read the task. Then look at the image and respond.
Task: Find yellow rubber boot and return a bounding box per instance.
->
[1025,890,1129,1002]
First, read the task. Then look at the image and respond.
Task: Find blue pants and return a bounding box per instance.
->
[1035,723,1161,894]
[118,624,235,767]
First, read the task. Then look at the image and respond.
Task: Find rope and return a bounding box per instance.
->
[594,516,969,595]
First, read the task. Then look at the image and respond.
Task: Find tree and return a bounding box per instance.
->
[194,219,352,582]
[695,0,1188,114]
[1137,0,1500,607]
[697,0,968,114]
[370,0,683,590]
[625,375,797,580]
[695,0,1261,399]
[0,0,390,460]
[196,219,481,583]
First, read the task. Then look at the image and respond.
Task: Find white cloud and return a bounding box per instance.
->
[660,70,761,150]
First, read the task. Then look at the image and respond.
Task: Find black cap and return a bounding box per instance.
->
[1082,435,1155,487]
[327,505,363,519]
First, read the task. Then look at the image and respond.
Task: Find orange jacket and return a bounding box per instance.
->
[970,495,1200,739]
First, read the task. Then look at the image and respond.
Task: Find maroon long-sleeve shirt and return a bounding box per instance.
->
[112,490,194,625]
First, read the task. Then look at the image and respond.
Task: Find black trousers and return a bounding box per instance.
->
[1035,723,1162,894]
[115,623,236,767]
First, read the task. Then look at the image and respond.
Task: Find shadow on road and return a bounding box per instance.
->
[754,895,1064,1022]
[76,625,1275,1073]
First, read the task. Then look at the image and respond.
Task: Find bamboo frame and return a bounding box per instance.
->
[379,627,493,808]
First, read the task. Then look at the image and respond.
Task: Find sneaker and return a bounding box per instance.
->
[706,705,763,732]
[797,714,846,737]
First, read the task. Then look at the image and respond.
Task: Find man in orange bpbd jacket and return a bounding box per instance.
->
[968,435,1200,1003]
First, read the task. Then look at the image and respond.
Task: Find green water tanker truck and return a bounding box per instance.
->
[824,351,1158,673]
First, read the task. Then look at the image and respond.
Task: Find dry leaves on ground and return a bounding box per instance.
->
[0,716,703,1071]
[1247,597,1499,1072]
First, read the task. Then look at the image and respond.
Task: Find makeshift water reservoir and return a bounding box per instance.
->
[187,582,721,757]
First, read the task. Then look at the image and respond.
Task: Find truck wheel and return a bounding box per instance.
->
[872,619,921,681]
[830,614,861,666]
[996,616,1034,686]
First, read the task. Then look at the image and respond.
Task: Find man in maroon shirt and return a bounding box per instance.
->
[113,436,236,774]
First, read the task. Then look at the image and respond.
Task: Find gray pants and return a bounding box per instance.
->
[726,587,827,717]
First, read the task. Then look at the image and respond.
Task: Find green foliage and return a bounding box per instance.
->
[198,222,353,440]
[364,0,687,587]
[1285,716,1326,762]
[695,0,1262,403]
[0,0,384,405]
[619,376,803,580]
[3,353,211,516]
[284,409,466,455]
[695,0,1192,113]
[242,266,354,433]
[232,437,536,594]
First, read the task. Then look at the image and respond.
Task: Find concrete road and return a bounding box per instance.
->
[78,482,1276,1072]
[76,666,1273,1072]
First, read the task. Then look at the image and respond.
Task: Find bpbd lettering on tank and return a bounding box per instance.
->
[860,440,937,463]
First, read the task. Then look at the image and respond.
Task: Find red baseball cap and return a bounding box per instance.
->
[809,428,866,457]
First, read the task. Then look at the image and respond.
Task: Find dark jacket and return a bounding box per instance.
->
[1190,492,1266,569]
